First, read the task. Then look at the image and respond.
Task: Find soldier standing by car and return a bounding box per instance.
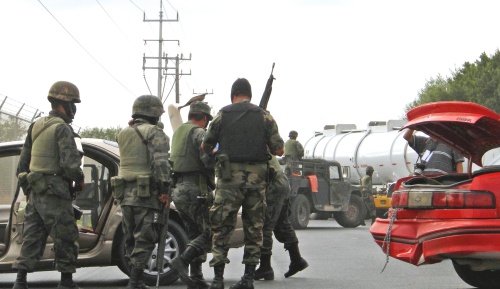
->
[113,95,171,289]
[13,81,85,289]
[360,166,376,226]
[201,78,284,289]
[254,156,308,281]
[169,101,215,289]
[283,130,304,175]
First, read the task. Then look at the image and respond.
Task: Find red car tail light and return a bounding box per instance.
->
[392,190,495,209]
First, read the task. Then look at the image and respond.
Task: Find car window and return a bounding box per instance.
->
[330,166,340,180]
[0,154,20,205]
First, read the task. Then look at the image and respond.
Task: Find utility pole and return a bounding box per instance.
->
[142,0,191,103]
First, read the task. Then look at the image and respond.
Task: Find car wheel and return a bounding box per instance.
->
[452,260,500,289]
[116,219,189,286]
[290,194,310,230]
[333,194,366,228]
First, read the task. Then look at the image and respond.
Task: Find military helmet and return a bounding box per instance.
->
[230,78,252,100]
[132,95,165,118]
[190,101,213,121]
[366,166,374,174]
[289,130,298,138]
[47,81,81,103]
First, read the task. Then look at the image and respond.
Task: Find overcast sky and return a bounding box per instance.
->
[1,0,500,142]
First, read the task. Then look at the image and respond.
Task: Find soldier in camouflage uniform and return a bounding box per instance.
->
[201,78,284,289]
[113,95,172,289]
[360,166,376,226]
[13,81,85,289]
[283,131,304,175]
[169,101,215,289]
[254,156,308,281]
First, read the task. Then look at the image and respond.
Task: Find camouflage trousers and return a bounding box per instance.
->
[173,181,212,262]
[13,192,79,273]
[121,205,159,269]
[363,192,377,218]
[261,174,298,255]
[209,169,267,266]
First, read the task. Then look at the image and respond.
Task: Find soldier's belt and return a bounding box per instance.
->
[229,163,267,176]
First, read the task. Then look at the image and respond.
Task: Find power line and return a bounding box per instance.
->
[37,0,136,96]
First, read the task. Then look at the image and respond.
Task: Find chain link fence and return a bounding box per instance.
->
[0,95,44,142]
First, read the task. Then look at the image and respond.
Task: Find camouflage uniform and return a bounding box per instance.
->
[255,156,308,280]
[169,101,215,288]
[360,166,376,225]
[14,110,83,274]
[283,131,304,175]
[114,95,171,289]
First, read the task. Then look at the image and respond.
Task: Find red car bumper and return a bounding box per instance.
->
[370,217,500,266]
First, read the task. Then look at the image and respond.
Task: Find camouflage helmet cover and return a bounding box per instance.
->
[366,166,374,174]
[190,101,213,121]
[47,81,81,103]
[132,95,165,118]
[289,130,298,137]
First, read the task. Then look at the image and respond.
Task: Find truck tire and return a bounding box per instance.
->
[290,194,310,230]
[333,194,366,228]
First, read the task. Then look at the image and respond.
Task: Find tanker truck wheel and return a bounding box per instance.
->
[290,194,310,230]
[333,194,366,228]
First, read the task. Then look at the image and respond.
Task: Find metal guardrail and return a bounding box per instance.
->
[0,95,44,123]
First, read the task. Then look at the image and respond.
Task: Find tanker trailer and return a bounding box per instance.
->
[303,120,416,220]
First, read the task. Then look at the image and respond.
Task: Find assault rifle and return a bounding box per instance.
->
[259,63,275,110]
[156,182,171,288]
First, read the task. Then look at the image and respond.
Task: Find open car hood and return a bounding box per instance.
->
[402,101,500,167]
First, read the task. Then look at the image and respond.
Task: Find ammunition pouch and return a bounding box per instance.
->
[216,154,232,181]
[27,171,46,194]
[18,172,30,196]
[110,176,125,200]
[136,175,151,198]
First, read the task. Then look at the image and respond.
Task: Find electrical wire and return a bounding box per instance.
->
[37,0,135,96]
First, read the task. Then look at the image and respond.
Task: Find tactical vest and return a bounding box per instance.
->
[29,116,66,174]
[117,124,155,181]
[218,101,268,163]
[171,122,203,173]
[284,139,299,157]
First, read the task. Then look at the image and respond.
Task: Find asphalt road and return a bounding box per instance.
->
[0,219,475,289]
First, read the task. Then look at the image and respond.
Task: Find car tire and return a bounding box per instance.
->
[333,194,366,228]
[116,219,189,286]
[452,260,500,289]
[290,194,310,230]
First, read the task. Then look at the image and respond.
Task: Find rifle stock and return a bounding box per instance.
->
[156,192,171,288]
[259,63,275,110]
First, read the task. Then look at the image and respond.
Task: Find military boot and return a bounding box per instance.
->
[127,266,145,289]
[229,264,256,289]
[284,242,309,278]
[188,261,210,289]
[209,264,225,289]
[128,265,149,289]
[12,269,28,289]
[57,272,80,289]
[254,254,274,280]
[170,246,200,288]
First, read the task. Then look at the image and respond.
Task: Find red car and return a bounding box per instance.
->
[370,101,500,289]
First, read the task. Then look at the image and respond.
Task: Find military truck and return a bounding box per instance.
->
[286,159,366,229]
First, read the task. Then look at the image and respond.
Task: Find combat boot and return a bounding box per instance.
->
[209,264,225,289]
[254,254,274,280]
[170,246,200,288]
[229,264,256,289]
[127,266,145,289]
[57,272,80,289]
[188,261,210,289]
[12,269,28,289]
[128,265,149,289]
[284,242,309,278]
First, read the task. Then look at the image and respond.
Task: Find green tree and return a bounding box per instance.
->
[79,126,122,141]
[0,115,28,142]
[405,49,500,115]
